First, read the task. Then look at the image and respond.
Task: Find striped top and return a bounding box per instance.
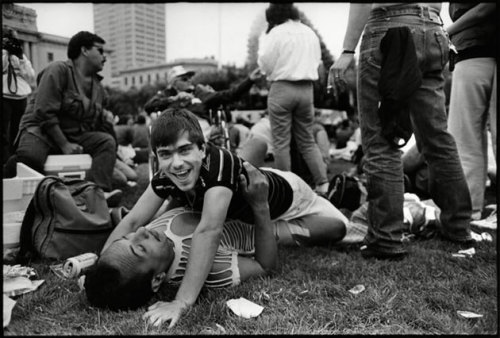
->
[151,142,293,223]
[146,207,255,288]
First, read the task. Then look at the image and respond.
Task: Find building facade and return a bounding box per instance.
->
[2,3,113,82]
[93,3,166,87]
[118,58,218,91]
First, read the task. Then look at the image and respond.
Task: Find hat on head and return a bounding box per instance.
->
[167,66,195,86]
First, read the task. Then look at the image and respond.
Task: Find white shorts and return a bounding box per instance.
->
[261,167,349,225]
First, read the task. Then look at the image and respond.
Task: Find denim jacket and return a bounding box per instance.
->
[19,60,107,142]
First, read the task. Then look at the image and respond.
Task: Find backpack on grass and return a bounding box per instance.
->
[326,173,367,212]
[17,176,115,262]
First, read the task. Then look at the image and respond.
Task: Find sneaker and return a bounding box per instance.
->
[471,210,497,231]
[104,189,123,208]
[360,244,408,261]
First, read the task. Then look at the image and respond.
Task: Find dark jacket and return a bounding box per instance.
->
[449,3,496,63]
[19,60,108,142]
[377,26,422,148]
[144,78,254,121]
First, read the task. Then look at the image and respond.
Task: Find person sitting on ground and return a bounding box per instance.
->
[114,114,134,147]
[131,113,150,163]
[3,31,121,204]
[312,109,331,167]
[143,65,263,141]
[88,108,364,327]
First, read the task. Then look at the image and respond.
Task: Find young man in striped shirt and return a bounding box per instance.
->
[93,108,359,327]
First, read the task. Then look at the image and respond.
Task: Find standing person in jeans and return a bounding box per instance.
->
[329,3,473,260]
[4,31,121,204]
[447,3,497,221]
[258,3,329,195]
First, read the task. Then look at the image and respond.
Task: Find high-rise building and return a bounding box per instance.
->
[93,3,166,86]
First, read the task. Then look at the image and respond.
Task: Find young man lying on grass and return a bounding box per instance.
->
[84,108,362,327]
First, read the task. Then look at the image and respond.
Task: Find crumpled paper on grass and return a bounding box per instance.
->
[226,297,264,318]
[3,295,16,328]
[3,265,45,328]
[457,310,483,319]
[349,284,365,295]
[452,247,476,258]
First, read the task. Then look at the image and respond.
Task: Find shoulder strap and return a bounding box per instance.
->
[16,176,61,263]
[16,197,37,264]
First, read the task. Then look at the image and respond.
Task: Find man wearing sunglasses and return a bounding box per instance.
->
[4,31,122,206]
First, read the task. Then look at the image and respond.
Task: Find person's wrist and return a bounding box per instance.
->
[252,204,270,214]
[174,298,191,308]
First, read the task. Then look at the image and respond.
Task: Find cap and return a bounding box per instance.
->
[167,66,195,86]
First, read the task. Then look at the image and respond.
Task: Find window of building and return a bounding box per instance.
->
[140,75,143,84]
[147,74,151,83]
[47,52,54,63]
[132,77,135,85]
[156,73,159,81]
[124,77,128,86]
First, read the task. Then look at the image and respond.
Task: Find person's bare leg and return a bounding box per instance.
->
[274,215,346,246]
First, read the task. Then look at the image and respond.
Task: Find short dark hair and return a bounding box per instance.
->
[150,108,205,154]
[265,3,300,29]
[67,31,105,60]
[84,260,155,311]
[136,114,146,125]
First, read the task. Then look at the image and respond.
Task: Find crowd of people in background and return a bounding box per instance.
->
[2,1,496,329]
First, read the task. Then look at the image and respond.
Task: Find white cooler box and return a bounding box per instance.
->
[3,163,44,248]
[44,154,92,179]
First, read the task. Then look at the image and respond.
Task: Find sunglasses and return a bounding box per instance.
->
[177,76,192,82]
[93,45,104,55]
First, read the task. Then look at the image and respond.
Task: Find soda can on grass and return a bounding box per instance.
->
[63,253,98,278]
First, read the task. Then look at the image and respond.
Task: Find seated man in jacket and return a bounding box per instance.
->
[144,65,262,141]
[4,31,121,203]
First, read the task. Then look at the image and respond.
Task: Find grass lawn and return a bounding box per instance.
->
[4,161,497,335]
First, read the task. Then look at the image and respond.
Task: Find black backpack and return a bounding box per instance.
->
[17,176,115,262]
[326,173,366,212]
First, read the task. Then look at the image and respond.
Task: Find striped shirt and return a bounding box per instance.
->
[151,142,293,223]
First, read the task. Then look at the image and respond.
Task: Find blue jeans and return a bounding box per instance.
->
[358,4,472,252]
[13,127,116,192]
[267,80,328,187]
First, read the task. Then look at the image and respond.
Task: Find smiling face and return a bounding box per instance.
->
[100,227,175,281]
[156,131,206,192]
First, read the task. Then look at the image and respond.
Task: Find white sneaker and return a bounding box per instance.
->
[470,210,497,230]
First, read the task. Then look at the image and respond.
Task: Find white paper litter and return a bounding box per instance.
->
[226,297,264,318]
[3,277,45,298]
[3,295,16,328]
[471,231,493,242]
[348,284,365,295]
[458,247,476,256]
[3,265,36,279]
[457,310,483,319]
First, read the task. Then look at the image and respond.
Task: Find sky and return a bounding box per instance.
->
[21,2,452,67]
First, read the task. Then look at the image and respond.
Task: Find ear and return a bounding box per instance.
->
[151,272,167,292]
[200,144,206,159]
